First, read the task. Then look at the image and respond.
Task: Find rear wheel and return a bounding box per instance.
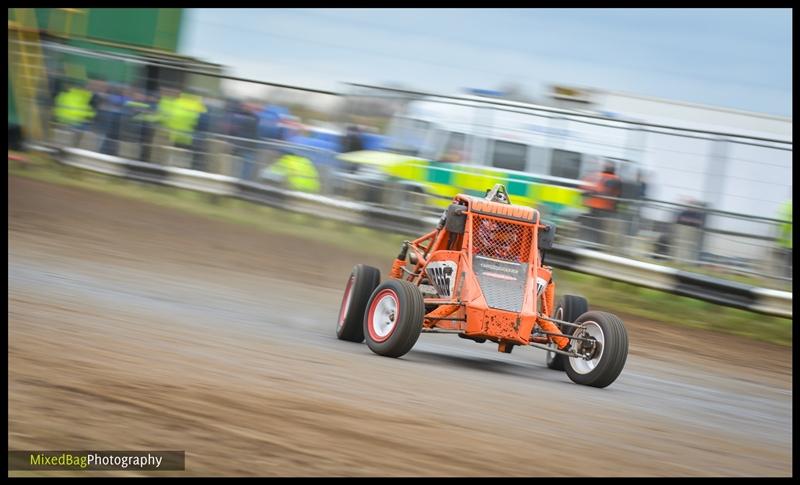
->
[546,295,588,370]
[336,264,381,342]
[565,311,628,388]
[364,279,425,358]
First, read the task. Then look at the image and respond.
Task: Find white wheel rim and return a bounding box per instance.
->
[371,293,398,339]
[568,321,605,374]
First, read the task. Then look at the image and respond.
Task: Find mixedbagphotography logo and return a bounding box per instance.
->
[8,451,185,471]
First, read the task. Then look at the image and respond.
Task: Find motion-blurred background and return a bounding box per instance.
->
[8,8,792,288]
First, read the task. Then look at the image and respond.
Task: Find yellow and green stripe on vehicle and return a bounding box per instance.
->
[338,150,586,218]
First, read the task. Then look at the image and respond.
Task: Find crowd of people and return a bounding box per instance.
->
[47,77,388,189]
[578,161,791,279]
[48,78,313,175]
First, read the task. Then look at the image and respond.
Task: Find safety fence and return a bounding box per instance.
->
[45,118,793,289]
[48,146,792,319]
[10,34,793,292]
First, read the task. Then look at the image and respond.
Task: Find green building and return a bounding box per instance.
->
[9,8,223,143]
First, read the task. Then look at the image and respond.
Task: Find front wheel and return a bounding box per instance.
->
[364,279,425,358]
[565,311,628,388]
[337,264,381,342]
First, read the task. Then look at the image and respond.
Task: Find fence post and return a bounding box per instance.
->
[699,137,730,260]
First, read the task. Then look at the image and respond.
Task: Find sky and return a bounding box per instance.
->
[180,8,792,117]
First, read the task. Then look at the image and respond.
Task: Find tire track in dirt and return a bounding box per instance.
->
[9,176,792,476]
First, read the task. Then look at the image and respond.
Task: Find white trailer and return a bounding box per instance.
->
[379,89,792,262]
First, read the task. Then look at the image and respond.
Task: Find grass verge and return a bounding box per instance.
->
[9,153,407,259]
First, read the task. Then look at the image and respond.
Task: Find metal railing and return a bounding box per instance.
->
[44,145,792,319]
[12,34,793,294]
[42,116,793,290]
[554,196,792,287]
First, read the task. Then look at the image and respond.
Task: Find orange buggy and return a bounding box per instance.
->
[336,184,629,388]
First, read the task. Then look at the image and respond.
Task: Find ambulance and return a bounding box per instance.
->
[336,94,642,221]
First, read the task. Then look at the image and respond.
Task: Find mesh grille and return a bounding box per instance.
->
[473,257,528,312]
[472,215,534,263]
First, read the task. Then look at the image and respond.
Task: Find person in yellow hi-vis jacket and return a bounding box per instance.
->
[150,87,179,163]
[156,87,178,129]
[53,81,96,147]
[167,91,207,147]
[158,88,207,168]
[124,89,159,162]
[264,150,321,193]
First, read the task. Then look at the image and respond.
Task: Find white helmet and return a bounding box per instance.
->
[484,184,510,204]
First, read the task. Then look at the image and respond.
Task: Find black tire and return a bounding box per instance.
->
[364,279,425,358]
[336,264,381,342]
[565,311,628,388]
[546,295,588,370]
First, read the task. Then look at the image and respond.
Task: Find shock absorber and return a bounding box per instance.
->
[541,267,555,317]
[390,241,410,279]
[536,267,570,350]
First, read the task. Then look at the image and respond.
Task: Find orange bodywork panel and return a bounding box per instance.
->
[467,197,539,223]
[390,258,406,279]
[404,193,568,350]
[424,304,463,330]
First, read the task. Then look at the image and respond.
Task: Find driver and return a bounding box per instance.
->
[436,184,521,260]
[476,217,521,260]
[472,185,521,261]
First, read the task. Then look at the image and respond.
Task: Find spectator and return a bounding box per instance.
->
[96,83,127,156]
[124,89,158,162]
[221,97,239,136]
[342,124,364,153]
[151,86,180,162]
[188,90,212,171]
[359,125,385,151]
[257,104,288,140]
[264,147,321,193]
[53,80,95,147]
[230,100,261,180]
[635,170,648,200]
[164,89,207,168]
[202,95,227,137]
[87,79,103,111]
[580,161,623,247]
[142,91,161,162]
[627,169,648,239]
[157,86,180,129]
[673,197,707,263]
[88,79,108,150]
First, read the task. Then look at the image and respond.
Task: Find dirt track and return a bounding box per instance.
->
[8,176,792,476]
